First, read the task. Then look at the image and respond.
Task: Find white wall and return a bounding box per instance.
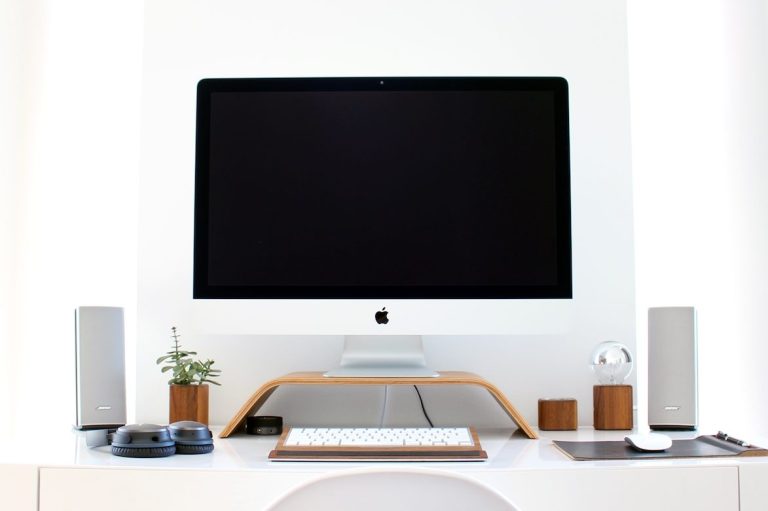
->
[629,0,768,436]
[0,0,143,435]
[137,0,636,426]
[7,1,764,437]
[0,0,24,432]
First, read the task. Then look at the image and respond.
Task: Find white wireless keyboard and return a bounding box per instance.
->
[285,427,475,447]
[269,426,487,461]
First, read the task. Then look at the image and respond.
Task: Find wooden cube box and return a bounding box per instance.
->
[538,398,578,430]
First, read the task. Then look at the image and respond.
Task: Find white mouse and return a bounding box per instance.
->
[624,433,673,452]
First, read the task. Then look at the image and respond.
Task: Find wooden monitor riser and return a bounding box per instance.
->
[220,371,537,439]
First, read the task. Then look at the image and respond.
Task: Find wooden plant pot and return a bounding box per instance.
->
[169,384,209,425]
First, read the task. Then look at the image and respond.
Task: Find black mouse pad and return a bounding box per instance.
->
[553,435,768,461]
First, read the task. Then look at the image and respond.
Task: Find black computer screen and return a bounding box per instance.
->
[194,77,571,298]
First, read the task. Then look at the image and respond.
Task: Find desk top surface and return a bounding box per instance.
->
[4,426,767,472]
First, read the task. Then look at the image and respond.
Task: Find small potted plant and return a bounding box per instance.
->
[157,326,221,425]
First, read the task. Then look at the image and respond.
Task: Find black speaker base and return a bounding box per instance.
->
[74,424,125,431]
[650,425,697,431]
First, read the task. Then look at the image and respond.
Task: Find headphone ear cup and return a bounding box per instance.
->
[168,421,214,455]
[111,445,176,458]
[110,424,176,458]
[174,443,214,455]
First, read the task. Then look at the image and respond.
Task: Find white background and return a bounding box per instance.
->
[136,0,635,428]
[1,0,766,438]
[628,0,768,437]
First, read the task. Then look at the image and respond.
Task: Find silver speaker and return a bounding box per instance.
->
[648,306,697,430]
[74,306,127,429]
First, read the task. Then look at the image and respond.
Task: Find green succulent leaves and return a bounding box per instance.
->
[157,327,221,386]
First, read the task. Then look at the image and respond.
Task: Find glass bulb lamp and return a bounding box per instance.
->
[591,341,634,430]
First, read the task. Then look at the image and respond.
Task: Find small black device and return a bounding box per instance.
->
[246,415,283,435]
[168,421,215,454]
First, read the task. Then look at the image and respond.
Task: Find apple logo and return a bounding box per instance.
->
[375,307,389,325]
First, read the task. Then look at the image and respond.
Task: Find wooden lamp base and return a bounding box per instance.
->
[593,384,633,430]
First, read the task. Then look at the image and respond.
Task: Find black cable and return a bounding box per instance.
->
[379,385,388,427]
[413,385,434,427]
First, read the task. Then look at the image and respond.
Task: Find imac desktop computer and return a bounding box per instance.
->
[192,77,572,377]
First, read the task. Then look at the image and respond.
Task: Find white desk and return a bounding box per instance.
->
[3,427,766,511]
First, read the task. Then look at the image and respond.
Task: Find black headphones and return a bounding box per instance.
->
[87,421,214,458]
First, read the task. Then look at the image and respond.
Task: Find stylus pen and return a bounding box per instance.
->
[717,431,751,448]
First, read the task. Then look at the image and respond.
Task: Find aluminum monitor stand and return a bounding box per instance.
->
[324,335,439,377]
